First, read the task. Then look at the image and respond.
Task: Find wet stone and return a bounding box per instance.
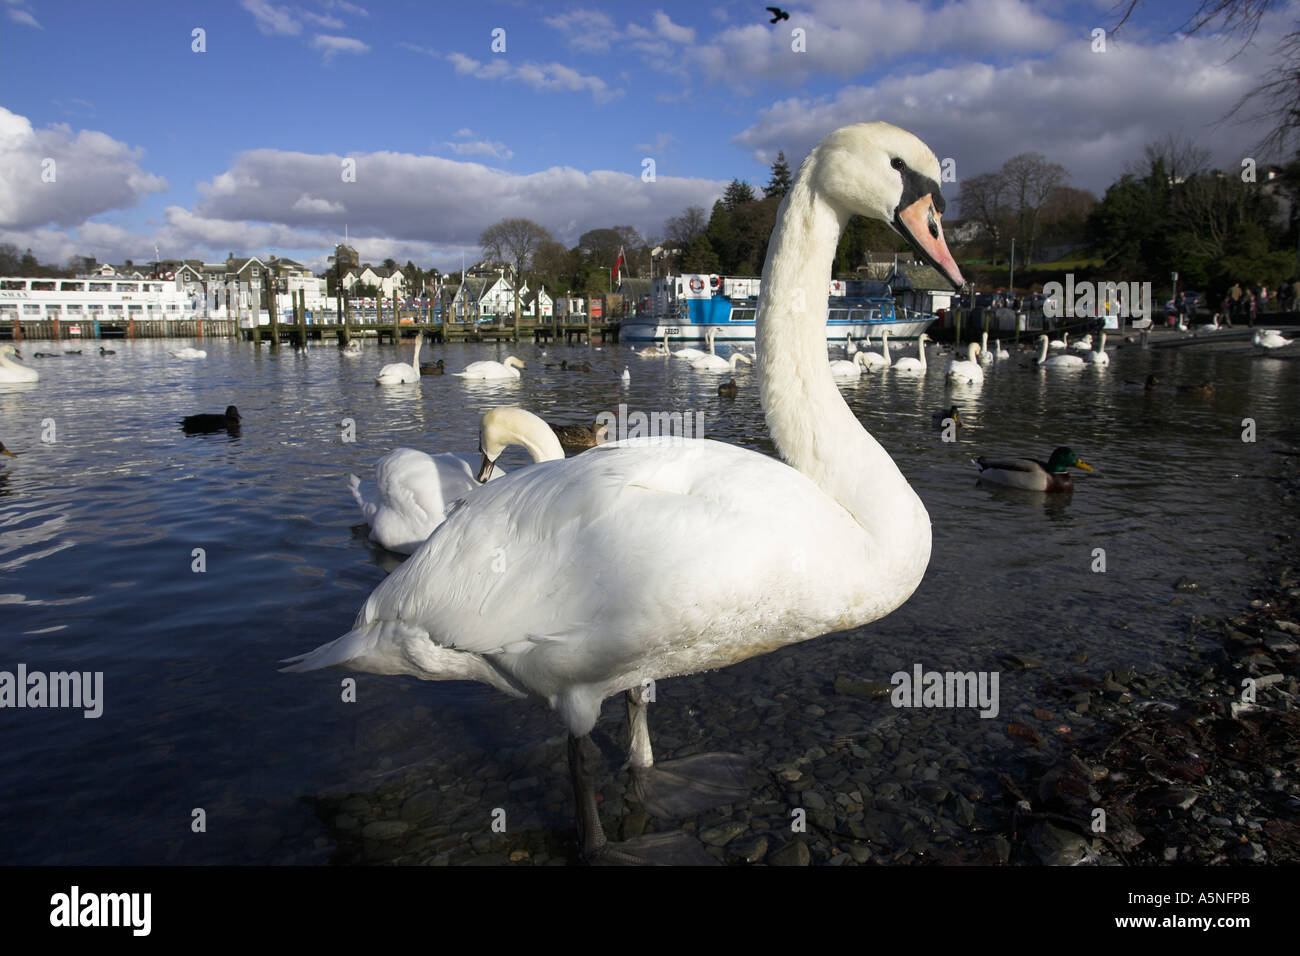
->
[699,822,746,847]
[362,820,411,842]
[769,841,811,866]
[726,835,768,864]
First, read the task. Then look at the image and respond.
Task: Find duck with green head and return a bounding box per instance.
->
[972,446,1093,492]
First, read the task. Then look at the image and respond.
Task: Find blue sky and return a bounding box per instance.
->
[0,0,1292,272]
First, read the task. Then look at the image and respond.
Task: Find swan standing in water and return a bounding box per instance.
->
[350,407,564,555]
[1036,334,1085,369]
[946,342,983,384]
[455,355,526,380]
[375,332,423,385]
[891,333,929,374]
[0,345,38,383]
[285,122,964,863]
[1088,331,1110,365]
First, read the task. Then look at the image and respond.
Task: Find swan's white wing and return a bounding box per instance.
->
[294,438,888,731]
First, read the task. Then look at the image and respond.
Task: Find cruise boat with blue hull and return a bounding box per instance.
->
[623,273,938,343]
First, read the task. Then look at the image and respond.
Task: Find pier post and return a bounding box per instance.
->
[954,310,962,349]
[297,289,307,348]
[268,278,279,350]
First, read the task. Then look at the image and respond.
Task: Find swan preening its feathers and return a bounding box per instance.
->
[455,355,526,380]
[286,122,964,863]
[349,407,564,555]
[0,344,39,383]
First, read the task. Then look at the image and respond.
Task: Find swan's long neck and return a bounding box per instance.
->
[881,331,891,360]
[918,338,927,368]
[755,175,928,578]
[1037,337,1049,363]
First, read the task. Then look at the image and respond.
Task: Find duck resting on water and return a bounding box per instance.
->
[284,121,965,864]
[180,405,241,434]
[973,447,1093,493]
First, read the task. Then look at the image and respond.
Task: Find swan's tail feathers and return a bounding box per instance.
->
[280,621,386,673]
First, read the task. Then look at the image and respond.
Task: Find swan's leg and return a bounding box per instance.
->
[567,733,716,866]
[624,687,751,820]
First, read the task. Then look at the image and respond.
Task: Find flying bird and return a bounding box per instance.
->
[767,6,790,23]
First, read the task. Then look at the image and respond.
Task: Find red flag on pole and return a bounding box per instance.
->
[612,247,625,286]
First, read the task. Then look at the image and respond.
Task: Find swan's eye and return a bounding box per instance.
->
[890,157,905,170]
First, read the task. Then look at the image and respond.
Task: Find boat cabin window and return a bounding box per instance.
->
[31,281,55,291]
[89,282,111,292]
[0,280,25,290]
[59,282,85,292]
[115,283,138,293]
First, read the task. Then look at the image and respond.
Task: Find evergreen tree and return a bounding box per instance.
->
[722,179,756,211]
[765,151,793,198]
[681,234,721,274]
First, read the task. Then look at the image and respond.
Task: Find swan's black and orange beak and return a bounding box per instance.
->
[895,193,964,291]
[477,446,496,482]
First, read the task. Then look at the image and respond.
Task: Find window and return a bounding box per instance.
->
[60,282,85,292]
[89,282,112,292]
[65,304,82,312]
[115,284,138,293]
[31,281,55,291]
[22,304,40,313]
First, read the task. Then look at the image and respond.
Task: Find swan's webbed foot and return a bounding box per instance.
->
[630,752,751,819]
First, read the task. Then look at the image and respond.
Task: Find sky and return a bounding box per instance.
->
[0,0,1294,273]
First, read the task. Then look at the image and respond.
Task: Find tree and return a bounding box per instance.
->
[1002,152,1067,265]
[765,151,793,198]
[958,172,1010,250]
[479,218,553,326]
[20,249,39,276]
[0,243,22,275]
[681,234,720,273]
[664,206,708,250]
[722,179,756,210]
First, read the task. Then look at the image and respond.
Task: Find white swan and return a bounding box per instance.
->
[1069,333,1093,352]
[859,329,891,370]
[891,333,929,374]
[349,407,563,555]
[978,331,993,365]
[636,334,669,358]
[1036,334,1085,368]
[828,350,871,378]
[1196,315,1221,333]
[690,351,753,373]
[1048,332,1067,351]
[1254,329,1291,349]
[341,339,361,356]
[284,121,964,863]
[669,328,715,361]
[0,344,38,383]
[455,355,526,380]
[993,338,1010,360]
[845,333,858,357]
[946,341,983,384]
[1088,331,1110,366]
[169,346,207,359]
[376,332,423,385]
[621,366,631,384]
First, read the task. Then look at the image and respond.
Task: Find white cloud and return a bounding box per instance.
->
[6,6,40,29]
[0,107,167,230]
[301,10,344,29]
[311,34,369,59]
[733,30,1280,193]
[240,0,301,36]
[186,148,722,253]
[542,8,617,52]
[445,139,513,160]
[447,53,621,102]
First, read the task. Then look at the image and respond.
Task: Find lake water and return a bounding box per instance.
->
[0,333,1295,864]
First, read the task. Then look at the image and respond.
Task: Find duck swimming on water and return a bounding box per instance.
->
[180,405,241,434]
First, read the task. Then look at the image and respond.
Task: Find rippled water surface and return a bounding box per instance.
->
[0,334,1295,863]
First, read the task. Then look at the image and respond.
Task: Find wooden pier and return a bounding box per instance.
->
[2,318,236,342]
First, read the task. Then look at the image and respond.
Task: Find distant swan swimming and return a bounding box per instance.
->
[455,355,526,380]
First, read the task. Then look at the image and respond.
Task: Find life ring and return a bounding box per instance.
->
[689,277,704,293]
[709,275,721,291]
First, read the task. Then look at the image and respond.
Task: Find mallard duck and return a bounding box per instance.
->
[549,419,611,450]
[420,359,445,375]
[1176,381,1214,396]
[64,349,83,355]
[931,405,960,428]
[180,405,241,434]
[33,352,58,359]
[99,346,115,355]
[718,377,739,398]
[973,446,1093,492]
[1123,374,1160,391]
